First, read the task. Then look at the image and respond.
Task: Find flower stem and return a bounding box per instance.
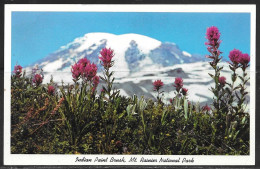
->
[237,68,248,115]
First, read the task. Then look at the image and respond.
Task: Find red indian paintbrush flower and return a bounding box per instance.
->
[229,49,242,65]
[239,53,250,68]
[78,58,90,73]
[182,88,188,96]
[78,58,90,67]
[99,48,114,69]
[205,26,222,62]
[71,58,98,82]
[83,63,97,81]
[173,77,183,92]
[14,65,23,77]
[203,105,211,111]
[219,76,226,86]
[48,85,55,95]
[153,80,164,91]
[205,26,221,46]
[71,63,81,81]
[33,74,43,86]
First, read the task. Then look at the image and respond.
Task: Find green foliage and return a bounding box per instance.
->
[11,71,250,154]
[11,73,67,153]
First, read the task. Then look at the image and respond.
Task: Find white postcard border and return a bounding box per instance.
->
[4,4,256,165]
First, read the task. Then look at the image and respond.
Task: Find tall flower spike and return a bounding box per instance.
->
[205,26,221,46]
[153,80,164,91]
[71,63,81,81]
[33,74,43,86]
[83,63,97,81]
[203,104,211,112]
[78,58,90,67]
[14,65,23,77]
[239,53,250,68]
[99,48,114,69]
[173,77,183,92]
[229,49,242,65]
[219,76,226,86]
[48,85,55,95]
[182,88,188,96]
[205,26,222,63]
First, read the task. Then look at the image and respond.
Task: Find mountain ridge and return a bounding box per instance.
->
[26,32,205,77]
[23,33,249,105]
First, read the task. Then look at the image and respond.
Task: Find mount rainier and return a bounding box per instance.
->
[27,32,204,78]
[25,33,248,104]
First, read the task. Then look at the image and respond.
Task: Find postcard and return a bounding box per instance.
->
[4,4,256,165]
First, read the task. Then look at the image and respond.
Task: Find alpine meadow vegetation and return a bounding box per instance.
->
[11,26,250,155]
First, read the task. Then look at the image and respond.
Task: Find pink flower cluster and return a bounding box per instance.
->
[174,77,188,95]
[153,80,164,91]
[219,76,226,86]
[202,104,211,112]
[205,26,223,62]
[228,49,250,68]
[14,65,23,77]
[48,85,55,95]
[228,49,242,65]
[71,63,81,80]
[182,88,188,96]
[78,58,90,67]
[169,77,188,104]
[240,53,250,67]
[99,48,114,69]
[84,63,98,81]
[33,74,43,86]
[205,26,221,47]
[71,58,97,82]
[173,77,183,92]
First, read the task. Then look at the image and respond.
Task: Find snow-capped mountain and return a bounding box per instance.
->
[27,32,204,78]
[25,33,250,105]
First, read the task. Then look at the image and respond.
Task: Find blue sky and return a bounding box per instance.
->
[11,12,250,69]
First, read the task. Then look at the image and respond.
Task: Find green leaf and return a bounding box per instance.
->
[118,111,125,119]
[208,73,214,78]
[229,65,234,71]
[242,116,246,124]
[238,76,244,82]
[99,76,107,82]
[244,79,250,84]
[233,130,240,140]
[232,74,237,82]
[184,99,188,120]
[132,105,137,115]
[109,71,114,78]
[161,108,168,126]
[111,77,115,83]
[139,97,147,113]
[233,86,240,90]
